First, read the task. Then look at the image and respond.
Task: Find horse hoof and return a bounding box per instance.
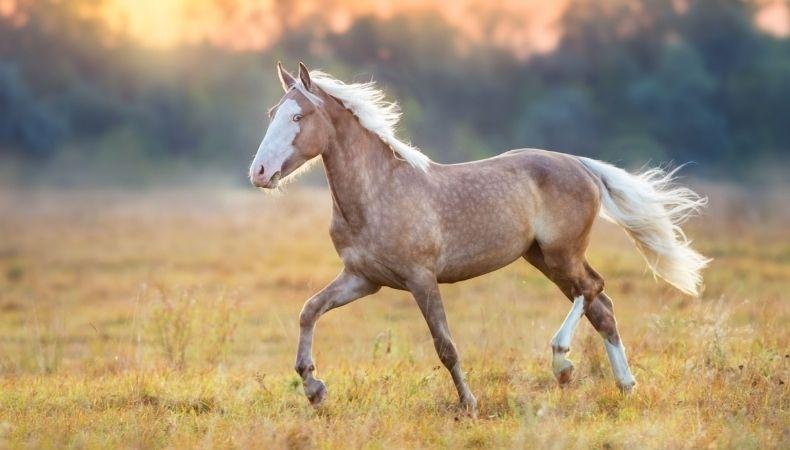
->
[553,359,575,386]
[617,378,636,394]
[304,378,327,406]
[460,394,478,418]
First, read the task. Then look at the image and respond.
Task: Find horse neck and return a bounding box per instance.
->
[321,110,406,226]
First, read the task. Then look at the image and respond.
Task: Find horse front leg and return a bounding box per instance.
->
[408,271,477,417]
[295,269,380,406]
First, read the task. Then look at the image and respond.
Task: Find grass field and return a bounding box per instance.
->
[0,185,788,449]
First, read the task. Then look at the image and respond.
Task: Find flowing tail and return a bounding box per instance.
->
[576,157,711,296]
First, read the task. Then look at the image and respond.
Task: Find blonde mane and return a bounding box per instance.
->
[302,71,431,172]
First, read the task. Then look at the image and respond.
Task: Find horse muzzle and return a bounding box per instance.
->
[250,166,281,189]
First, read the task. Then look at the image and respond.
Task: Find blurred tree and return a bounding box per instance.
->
[681,0,762,77]
[723,40,790,168]
[627,42,728,164]
[0,63,64,157]
[513,86,598,155]
[0,0,787,182]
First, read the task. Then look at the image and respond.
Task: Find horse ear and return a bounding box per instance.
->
[277,61,296,91]
[298,62,312,90]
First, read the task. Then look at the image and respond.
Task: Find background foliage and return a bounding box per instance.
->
[1,0,788,183]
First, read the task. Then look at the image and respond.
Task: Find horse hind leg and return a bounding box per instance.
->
[524,245,604,387]
[525,245,636,391]
[586,293,636,392]
[551,292,585,385]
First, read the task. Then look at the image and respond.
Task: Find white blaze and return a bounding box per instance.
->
[250,99,301,180]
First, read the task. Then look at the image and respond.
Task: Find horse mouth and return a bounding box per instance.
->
[251,170,282,189]
[268,171,282,189]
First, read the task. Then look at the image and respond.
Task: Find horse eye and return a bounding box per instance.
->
[292,114,302,122]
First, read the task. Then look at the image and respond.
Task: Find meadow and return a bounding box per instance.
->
[0,184,787,449]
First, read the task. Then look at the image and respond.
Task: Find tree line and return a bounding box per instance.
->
[1,0,788,182]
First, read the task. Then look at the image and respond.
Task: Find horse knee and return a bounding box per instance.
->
[572,268,604,302]
[299,297,323,328]
[586,264,605,298]
[545,258,603,302]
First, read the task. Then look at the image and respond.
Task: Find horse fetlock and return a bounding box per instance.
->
[552,352,575,386]
[304,377,327,406]
[294,360,315,378]
[616,375,636,394]
[551,342,569,354]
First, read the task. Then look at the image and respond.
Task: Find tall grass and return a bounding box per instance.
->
[0,186,786,448]
[147,286,239,370]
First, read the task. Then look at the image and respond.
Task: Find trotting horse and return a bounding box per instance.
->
[249,62,710,415]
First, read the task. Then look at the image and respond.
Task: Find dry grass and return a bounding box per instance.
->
[0,185,787,449]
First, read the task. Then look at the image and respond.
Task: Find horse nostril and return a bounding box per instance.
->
[257,164,265,176]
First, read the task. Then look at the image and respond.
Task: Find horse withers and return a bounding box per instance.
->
[249,62,710,416]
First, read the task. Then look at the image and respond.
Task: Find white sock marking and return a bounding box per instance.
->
[551,295,585,375]
[552,295,585,351]
[604,339,636,388]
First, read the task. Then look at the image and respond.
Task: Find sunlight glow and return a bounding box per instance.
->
[86,0,789,55]
[96,0,568,58]
[756,0,789,37]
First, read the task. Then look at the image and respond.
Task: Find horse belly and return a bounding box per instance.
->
[436,225,533,283]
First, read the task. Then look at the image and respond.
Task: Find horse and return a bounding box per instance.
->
[249,62,710,416]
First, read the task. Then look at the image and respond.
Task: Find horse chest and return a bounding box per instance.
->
[329,218,437,289]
